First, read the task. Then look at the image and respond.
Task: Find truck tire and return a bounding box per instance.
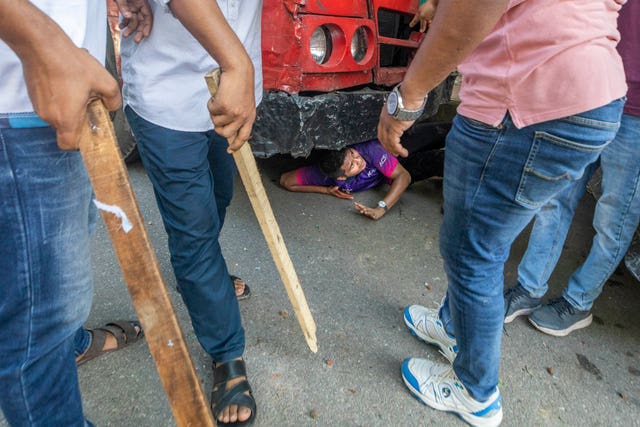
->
[105,24,139,163]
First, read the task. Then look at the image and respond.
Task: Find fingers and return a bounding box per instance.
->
[117,0,153,42]
[54,106,87,151]
[409,14,419,28]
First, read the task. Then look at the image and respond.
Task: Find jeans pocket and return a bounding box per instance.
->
[515,131,609,209]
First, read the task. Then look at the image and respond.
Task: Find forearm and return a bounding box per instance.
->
[400,0,508,108]
[0,1,74,65]
[382,171,411,209]
[284,183,333,195]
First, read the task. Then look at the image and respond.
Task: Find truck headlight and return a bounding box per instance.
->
[351,26,368,63]
[310,26,332,64]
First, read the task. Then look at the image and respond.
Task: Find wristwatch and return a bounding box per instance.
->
[386,84,428,121]
[378,200,388,211]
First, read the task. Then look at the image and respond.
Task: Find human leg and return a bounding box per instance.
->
[529,113,640,335]
[125,107,244,362]
[517,166,594,296]
[126,108,253,424]
[564,113,640,310]
[504,163,595,322]
[0,127,94,426]
[207,135,251,299]
[402,100,622,419]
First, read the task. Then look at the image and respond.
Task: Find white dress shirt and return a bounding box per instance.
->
[0,0,106,115]
[121,0,263,132]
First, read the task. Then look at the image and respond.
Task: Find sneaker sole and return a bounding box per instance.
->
[404,309,456,363]
[529,314,593,337]
[504,305,540,324]
[401,363,503,427]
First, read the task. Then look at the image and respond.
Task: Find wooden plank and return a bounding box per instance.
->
[205,69,318,353]
[80,99,216,427]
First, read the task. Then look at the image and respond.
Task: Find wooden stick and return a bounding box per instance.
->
[80,99,216,427]
[205,69,318,353]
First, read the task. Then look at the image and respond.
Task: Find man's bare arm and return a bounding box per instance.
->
[168,0,256,153]
[0,0,121,150]
[378,0,508,156]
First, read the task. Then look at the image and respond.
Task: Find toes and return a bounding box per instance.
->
[217,404,251,424]
[232,277,246,297]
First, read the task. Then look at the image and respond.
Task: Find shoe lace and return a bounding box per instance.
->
[549,297,575,317]
[505,284,527,304]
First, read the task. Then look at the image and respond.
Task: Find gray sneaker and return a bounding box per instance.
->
[504,283,542,323]
[529,297,592,337]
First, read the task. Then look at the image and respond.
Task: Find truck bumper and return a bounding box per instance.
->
[250,74,455,158]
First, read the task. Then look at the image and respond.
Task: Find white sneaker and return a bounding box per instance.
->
[401,358,503,427]
[404,305,458,363]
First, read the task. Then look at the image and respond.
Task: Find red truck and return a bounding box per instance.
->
[107,0,454,161]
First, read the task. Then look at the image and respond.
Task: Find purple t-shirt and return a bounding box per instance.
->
[295,139,399,193]
[618,0,639,117]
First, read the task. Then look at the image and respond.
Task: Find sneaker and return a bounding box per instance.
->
[404,305,458,363]
[503,283,542,324]
[402,358,503,427]
[529,297,592,337]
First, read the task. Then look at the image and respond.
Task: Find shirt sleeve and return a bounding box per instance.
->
[358,140,399,178]
[295,165,335,187]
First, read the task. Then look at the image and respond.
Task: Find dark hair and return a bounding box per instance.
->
[318,148,348,178]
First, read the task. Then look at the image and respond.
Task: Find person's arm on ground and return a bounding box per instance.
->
[280,170,353,199]
[114,0,153,42]
[354,163,411,220]
[0,0,121,150]
[378,0,508,157]
[167,0,256,153]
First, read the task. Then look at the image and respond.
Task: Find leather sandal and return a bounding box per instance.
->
[76,320,144,366]
[230,275,251,300]
[211,359,257,426]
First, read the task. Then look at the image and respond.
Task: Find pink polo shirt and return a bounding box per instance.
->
[457,0,628,128]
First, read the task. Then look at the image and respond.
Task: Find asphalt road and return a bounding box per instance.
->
[2,156,640,426]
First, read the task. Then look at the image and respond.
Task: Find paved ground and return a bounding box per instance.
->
[3,156,640,426]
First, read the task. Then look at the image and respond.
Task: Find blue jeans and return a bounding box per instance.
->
[516,162,597,297]
[438,99,623,401]
[519,113,640,310]
[0,126,95,426]
[125,107,244,362]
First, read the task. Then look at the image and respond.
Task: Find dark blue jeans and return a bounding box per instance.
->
[0,126,95,426]
[125,107,244,362]
[438,99,624,401]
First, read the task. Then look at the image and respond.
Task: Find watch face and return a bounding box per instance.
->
[386,91,398,115]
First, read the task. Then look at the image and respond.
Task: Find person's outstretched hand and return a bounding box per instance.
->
[327,186,353,199]
[354,201,386,220]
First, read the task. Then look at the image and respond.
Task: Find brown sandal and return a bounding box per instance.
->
[76,320,144,366]
[230,275,251,300]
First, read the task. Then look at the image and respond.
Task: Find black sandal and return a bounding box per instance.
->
[211,359,257,426]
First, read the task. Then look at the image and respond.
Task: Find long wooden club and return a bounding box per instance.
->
[205,68,318,353]
[80,99,216,427]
